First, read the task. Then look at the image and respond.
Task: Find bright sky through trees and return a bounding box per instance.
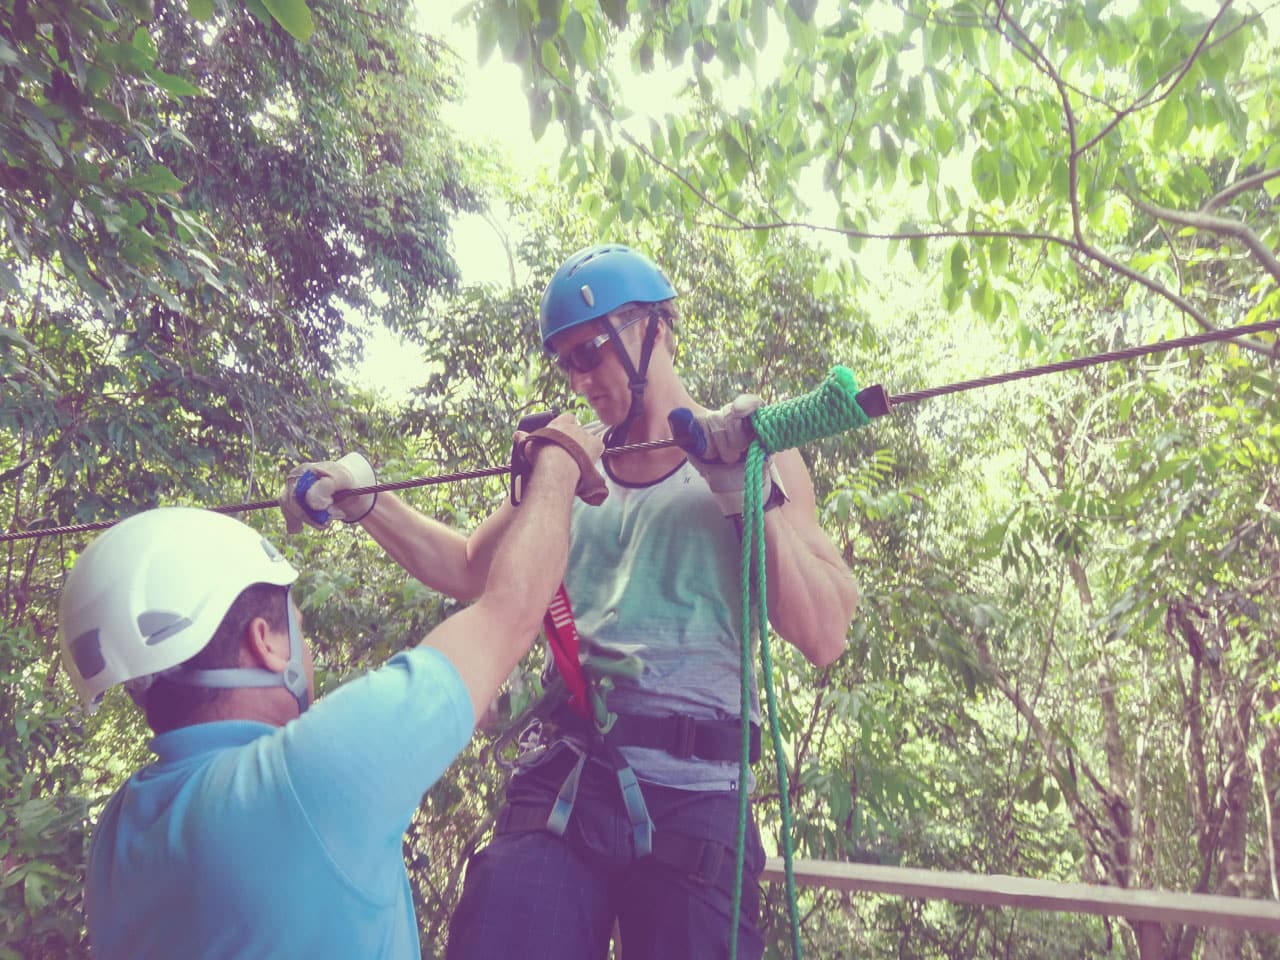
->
[351,0,1280,397]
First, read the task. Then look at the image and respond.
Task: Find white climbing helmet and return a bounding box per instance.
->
[59,507,299,712]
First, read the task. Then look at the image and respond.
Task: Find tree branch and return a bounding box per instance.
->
[1204,167,1280,213]
[1077,2,1233,156]
[988,4,1086,245]
[1130,194,1280,287]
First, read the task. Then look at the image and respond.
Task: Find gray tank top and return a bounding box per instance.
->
[564,458,760,791]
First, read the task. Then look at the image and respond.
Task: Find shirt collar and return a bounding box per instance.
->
[149,720,275,764]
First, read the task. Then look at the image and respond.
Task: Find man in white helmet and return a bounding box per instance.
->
[59,415,602,960]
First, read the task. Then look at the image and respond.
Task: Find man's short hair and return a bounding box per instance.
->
[612,300,678,352]
[141,583,289,734]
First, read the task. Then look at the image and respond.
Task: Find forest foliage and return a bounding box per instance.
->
[1,1,1278,958]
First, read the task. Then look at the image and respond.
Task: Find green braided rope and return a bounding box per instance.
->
[750,441,806,959]
[730,446,756,960]
[730,365,872,960]
[752,365,871,453]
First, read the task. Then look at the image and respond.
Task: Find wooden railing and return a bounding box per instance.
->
[762,858,1280,958]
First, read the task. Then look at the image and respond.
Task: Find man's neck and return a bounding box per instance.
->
[606,378,700,483]
[186,688,298,729]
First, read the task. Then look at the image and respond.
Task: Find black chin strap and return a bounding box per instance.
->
[604,310,663,449]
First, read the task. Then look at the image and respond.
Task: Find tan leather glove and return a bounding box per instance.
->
[515,414,608,506]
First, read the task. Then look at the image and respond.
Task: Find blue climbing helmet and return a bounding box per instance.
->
[538,244,677,447]
[538,244,676,348]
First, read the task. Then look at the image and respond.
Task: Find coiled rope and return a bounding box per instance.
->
[731,367,874,960]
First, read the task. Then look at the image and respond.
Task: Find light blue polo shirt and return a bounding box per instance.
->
[86,646,474,960]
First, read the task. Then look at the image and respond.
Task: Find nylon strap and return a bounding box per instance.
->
[609,744,655,857]
[546,746,589,837]
[542,585,590,718]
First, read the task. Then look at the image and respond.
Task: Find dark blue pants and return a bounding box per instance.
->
[446,743,765,960]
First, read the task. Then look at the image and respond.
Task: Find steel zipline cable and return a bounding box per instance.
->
[2,316,1276,546]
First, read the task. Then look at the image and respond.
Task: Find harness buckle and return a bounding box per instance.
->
[672,714,698,759]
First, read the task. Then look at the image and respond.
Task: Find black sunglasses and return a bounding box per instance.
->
[552,314,646,374]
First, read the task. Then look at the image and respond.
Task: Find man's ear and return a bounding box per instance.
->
[244,617,289,674]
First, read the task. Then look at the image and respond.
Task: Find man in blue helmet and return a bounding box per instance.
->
[59,415,601,960]
[296,243,859,958]
[453,243,858,959]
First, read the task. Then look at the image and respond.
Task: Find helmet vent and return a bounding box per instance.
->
[70,629,105,679]
[137,611,194,645]
[260,537,285,562]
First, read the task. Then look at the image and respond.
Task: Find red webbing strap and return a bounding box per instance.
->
[543,584,590,717]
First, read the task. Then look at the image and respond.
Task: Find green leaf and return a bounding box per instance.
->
[125,163,185,194]
[910,235,927,272]
[906,77,925,123]
[25,872,49,912]
[1020,770,1043,804]
[243,0,273,26]
[722,132,748,180]
[880,129,899,174]
[540,40,560,73]
[635,37,654,72]
[664,21,691,64]
[998,156,1017,204]
[927,23,949,62]
[529,88,552,140]
[601,0,628,30]
[131,27,159,67]
[147,68,201,97]
[990,235,1009,274]
[1152,95,1186,148]
[749,0,768,46]
[476,15,498,65]
[564,11,587,66]
[18,110,63,168]
[261,0,315,42]
[188,0,214,19]
[971,150,997,203]
[934,120,955,155]
[537,0,563,25]
[948,240,968,288]
[788,0,818,23]
[118,0,156,20]
[0,258,19,296]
